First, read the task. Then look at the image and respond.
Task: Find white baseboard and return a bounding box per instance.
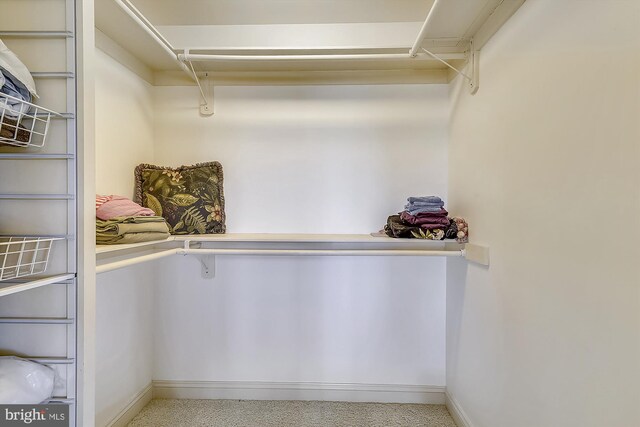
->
[153,380,446,404]
[445,391,473,427]
[106,383,153,427]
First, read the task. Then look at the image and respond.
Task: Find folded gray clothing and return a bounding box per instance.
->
[407,196,442,204]
[406,206,446,215]
[406,200,444,206]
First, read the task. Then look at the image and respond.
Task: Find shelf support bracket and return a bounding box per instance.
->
[198,255,216,279]
[468,38,480,95]
[186,57,214,116]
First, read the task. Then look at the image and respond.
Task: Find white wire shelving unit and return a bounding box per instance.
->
[0,93,64,148]
[0,237,64,281]
[0,0,78,423]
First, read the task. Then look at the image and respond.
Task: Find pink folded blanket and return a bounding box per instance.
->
[96,195,155,221]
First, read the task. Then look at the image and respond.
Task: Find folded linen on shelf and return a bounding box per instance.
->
[96,195,155,221]
[403,196,445,215]
[381,194,469,243]
[407,196,443,204]
[96,216,170,245]
[384,215,447,239]
[399,210,449,226]
[95,195,112,210]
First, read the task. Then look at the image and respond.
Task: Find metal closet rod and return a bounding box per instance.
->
[112,0,199,83]
[178,51,465,62]
[96,246,465,274]
[113,0,449,63]
[113,0,465,102]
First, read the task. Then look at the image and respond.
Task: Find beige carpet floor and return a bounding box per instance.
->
[127,399,458,427]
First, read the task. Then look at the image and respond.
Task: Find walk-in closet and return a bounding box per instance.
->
[1,0,638,426]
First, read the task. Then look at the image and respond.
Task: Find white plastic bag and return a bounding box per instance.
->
[0,39,38,98]
[0,357,55,404]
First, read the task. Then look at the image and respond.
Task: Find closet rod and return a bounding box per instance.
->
[113,0,209,107]
[31,72,75,79]
[179,248,466,257]
[96,248,177,274]
[96,247,465,274]
[409,0,443,57]
[179,51,466,62]
[27,357,74,365]
[112,0,199,83]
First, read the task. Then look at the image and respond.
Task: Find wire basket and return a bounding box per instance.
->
[0,93,54,148]
[0,237,62,281]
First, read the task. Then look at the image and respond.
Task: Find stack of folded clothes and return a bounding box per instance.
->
[0,39,39,144]
[96,195,170,245]
[384,196,468,242]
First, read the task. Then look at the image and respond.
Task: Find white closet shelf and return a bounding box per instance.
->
[0,274,75,298]
[96,237,174,255]
[97,233,463,254]
[175,233,461,246]
[96,234,467,274]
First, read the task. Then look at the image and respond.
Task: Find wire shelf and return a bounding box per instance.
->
[0,237,63,281]
[0,93,60,149]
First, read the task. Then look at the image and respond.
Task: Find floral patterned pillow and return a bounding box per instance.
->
[134,162,225,234]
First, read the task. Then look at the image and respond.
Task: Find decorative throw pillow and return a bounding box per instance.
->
[134,162,225,234]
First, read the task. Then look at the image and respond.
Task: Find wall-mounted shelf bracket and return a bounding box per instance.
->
[468,38,480,95]
[463,242,489,266]
[185,59,214,117]
[199,255,216,279]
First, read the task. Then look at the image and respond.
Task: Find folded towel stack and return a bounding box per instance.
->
[384,196,468,242]
[96,195,156,221]
[96,195,170,245]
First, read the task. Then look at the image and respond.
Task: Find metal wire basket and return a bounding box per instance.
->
[0,93,56,148]
[0,237,62,281]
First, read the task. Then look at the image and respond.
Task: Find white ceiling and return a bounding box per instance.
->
[94,0,523,76]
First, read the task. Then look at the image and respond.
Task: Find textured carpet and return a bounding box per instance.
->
[127,399,458,427]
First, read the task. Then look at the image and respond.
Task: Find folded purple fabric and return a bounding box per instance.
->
[96,195,156,221]
[400,210,450,226]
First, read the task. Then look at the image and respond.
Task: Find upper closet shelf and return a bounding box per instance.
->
[96,233,471,275]
[97,0,525,99]
[97,233,463,253]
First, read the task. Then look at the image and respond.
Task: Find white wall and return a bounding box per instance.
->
[95,266,154,427]
[95,48,155,197]
[152,84,451,393]
[94,48,156,426]
[153,85,448,234]
[447,1,640,426]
